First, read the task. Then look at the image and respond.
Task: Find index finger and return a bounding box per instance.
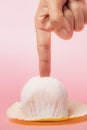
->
[36,29,51,77]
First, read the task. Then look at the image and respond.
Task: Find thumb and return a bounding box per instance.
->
[48,0,72,39]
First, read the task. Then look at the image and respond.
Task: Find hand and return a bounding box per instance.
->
[35,0,87,77]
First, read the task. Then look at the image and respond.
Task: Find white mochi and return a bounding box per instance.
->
[20,77,68,120]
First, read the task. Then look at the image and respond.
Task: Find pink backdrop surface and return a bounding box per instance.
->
[0,0,87,130]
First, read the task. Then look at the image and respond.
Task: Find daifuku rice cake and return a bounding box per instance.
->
[7,77,87,121]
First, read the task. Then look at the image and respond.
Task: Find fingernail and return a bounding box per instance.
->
[59,28,68,38]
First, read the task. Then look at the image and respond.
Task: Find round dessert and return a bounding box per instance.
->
[21,77,68,120]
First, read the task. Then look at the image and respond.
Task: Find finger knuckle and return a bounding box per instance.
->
[38,44,50,50]
[50,17,59,26]
[69,1,82,10]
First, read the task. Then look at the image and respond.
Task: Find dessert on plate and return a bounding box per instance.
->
[7,77,87,121]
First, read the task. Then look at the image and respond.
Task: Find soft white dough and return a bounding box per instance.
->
[21,77,68,120]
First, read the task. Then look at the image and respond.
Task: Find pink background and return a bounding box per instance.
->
[0,0,87,129]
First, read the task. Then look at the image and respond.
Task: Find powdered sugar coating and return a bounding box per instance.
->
[21,77,68,120]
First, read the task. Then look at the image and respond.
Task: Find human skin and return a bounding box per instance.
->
[35,0,87,77]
